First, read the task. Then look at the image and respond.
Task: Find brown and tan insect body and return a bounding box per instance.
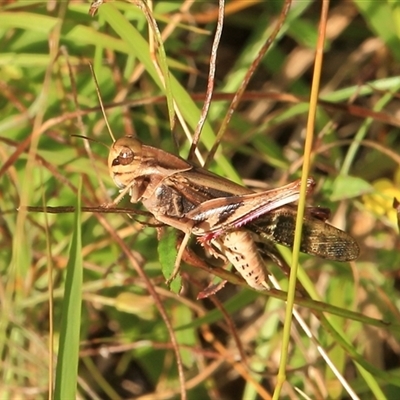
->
[107,136,360,291]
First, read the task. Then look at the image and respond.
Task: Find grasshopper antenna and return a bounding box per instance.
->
[70,134,109,149]
[89,63,116,143]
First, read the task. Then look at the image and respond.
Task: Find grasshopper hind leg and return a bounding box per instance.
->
[212,230,270,291]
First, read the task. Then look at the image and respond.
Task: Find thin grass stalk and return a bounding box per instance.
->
[273,1,329,397]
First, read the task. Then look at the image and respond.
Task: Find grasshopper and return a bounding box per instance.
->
[107,135,359,290]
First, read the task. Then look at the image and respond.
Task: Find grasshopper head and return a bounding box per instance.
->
[108,136,143,189]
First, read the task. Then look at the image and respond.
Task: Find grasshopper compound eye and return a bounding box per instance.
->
[113,146,134,166]
[109,137,142,166]
[108,136,143,188]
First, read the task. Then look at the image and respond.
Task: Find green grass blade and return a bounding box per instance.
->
[54,182,83,399]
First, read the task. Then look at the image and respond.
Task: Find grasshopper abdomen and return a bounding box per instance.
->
[212,230,270,291]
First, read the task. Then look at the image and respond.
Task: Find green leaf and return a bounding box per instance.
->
[354,0,400,61]
[330,175,373,201]
[158,227,181,293]
[54,181,83,399]
[172,304,196,368]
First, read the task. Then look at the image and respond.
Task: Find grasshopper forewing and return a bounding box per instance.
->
[186,178,315,238]
[108,135,360,290]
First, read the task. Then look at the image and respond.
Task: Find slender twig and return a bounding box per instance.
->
[188,0,225,162]
[205,0,292,167]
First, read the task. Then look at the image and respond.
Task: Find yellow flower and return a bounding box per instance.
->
[362,169,400,229]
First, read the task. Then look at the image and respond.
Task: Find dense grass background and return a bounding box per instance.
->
[1,1,400,399]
